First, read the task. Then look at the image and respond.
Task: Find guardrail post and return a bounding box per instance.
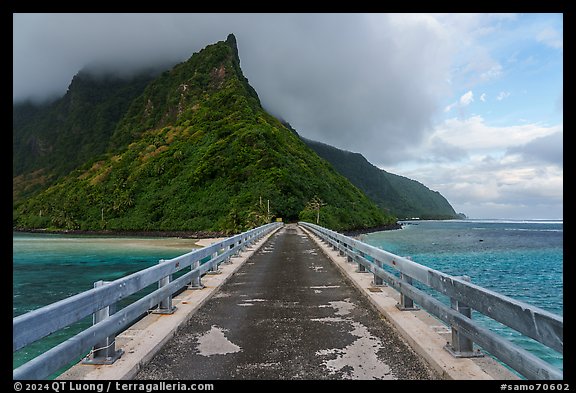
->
[356,251,369,273]
[82,280,124,365]
[395,273,418,311]
[153,259,177,314]
[372,260,386,287]
[332,238,339,251]
[189,259,204,290]
[338,242,346,257]
[223,243,234,264]
[206,251,222,275]
[234,239,242,256]
[444,275,483,358]
[346,246,354,263]
[244,235,253,250]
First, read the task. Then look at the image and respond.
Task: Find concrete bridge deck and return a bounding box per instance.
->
[59,223,516,381]
[133,224,436,380]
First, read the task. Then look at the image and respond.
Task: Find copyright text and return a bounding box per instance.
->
[13,382,215,393]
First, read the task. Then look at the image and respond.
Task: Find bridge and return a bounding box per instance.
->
[13,222,563,380]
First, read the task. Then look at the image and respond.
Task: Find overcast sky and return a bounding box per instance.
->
[13,13,563,220]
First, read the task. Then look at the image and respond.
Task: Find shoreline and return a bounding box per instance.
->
[13,221,403,241]
[12,227,228,239]
[342,222,403,237]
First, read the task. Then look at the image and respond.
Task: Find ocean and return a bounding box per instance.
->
[13,219,563,377]
[360,219,563,374]
[12,232,201,373]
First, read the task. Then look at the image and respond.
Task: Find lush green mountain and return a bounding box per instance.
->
[13,70,156,200]
[13,34,394,233]
[301,138,459,219]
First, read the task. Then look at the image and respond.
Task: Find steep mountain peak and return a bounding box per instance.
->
[14,34,396,233]
[226,33,240,63]
[14,34,457,232]
[110,34,260,148]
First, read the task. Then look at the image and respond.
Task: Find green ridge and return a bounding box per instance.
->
[301,138,459,219]
[13,70,156,200]
[13,34,395,233]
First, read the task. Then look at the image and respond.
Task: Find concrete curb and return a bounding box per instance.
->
[58,226,283,380]
[300,225,519,380]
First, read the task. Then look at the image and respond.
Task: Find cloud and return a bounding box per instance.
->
[444,90,474,113]
[507,130,563,166]
[237,13,456,166]
[13,13,563,219]
[13,13,457,167]
[459,90,474,106]
[383,115,563,219]
[479,64,503,82]
[429,115,560,152]
[452,163,563,219]
[496,91,510,101]
[11,13,539,164]
[536,27,563,50]
[392,152,563,219]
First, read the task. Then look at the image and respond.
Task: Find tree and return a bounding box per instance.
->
[305,196,326,224]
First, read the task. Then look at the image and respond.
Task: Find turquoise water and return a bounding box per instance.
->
[361,219,563,374]
[13,232,200,372]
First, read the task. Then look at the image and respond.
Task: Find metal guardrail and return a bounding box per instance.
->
[299,221,563,380]
[13,222,283,380]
